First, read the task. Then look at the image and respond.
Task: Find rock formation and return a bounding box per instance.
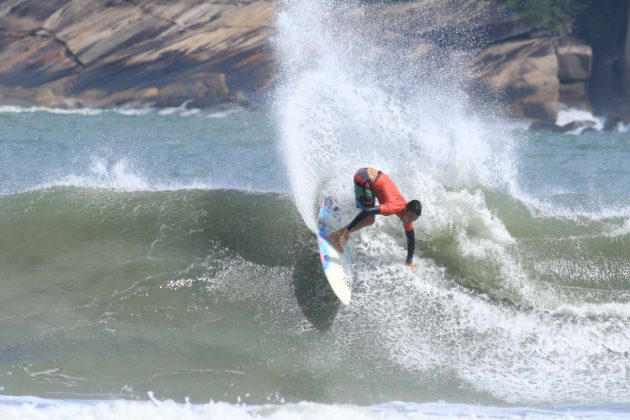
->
[473,36,592,122]
[0,0,274,108]
[0,0,614,125]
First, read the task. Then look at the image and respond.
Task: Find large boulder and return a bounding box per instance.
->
[473,38,560,121]
[559,82,589,108]
[555,36,592,108]
[555,36,592,82]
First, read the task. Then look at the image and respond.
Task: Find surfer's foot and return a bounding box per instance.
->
[329,229,348,253]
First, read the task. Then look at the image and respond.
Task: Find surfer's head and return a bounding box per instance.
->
[401,200,422,223]
[406,200,422,215]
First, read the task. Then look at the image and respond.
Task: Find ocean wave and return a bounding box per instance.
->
[2,187,630,404]
[0,105,103,116]
[508,185,630,223]
[18,158,280,195]
[0,104,244,118]
[1,395,628,420]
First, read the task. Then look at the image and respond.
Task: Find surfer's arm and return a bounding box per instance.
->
[405,229,415,265]
[346,206,380,232]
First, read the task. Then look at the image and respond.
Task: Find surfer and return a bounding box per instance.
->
[329,167,421,268]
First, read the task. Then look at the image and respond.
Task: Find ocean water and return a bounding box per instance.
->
[1,108,629,420]
[2,1,630,419]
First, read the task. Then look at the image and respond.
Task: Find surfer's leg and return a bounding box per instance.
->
[330,214,375,252]
[349,215,375,232]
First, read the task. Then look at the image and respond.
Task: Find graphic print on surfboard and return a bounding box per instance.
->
[317,195,353,305]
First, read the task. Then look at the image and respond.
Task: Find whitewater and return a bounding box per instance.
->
[1,0,630,418]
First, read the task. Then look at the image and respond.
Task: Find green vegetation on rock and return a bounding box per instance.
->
[499,0,593,34]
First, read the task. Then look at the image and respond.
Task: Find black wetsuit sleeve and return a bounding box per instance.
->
[405,229,415,264]
[347,206,381,231]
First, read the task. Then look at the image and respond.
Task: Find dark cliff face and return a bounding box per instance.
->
[0,0,624,123]
[573,0,630,116]
[0,0,274,108]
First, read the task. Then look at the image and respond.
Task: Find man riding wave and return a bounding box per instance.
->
[329,167,422,268]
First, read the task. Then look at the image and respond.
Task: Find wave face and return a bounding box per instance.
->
[274,0,630,405]
[0,188,331,402]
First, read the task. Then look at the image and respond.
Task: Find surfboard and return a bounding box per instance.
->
[317,195,352,305]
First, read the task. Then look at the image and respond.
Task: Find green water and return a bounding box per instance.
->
[0,110,629,407]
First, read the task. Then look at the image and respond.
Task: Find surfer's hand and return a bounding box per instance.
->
[405,261,416,270]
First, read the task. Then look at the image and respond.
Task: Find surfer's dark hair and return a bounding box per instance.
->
[406,200,422,216]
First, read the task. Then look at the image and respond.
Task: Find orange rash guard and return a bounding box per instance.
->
[372,173,414,232]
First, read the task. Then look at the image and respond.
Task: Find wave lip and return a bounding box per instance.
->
[28,158,209,193]
[23,157,282,194]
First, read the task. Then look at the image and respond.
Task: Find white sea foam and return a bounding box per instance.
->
[0,104,243,118]
[0,105,103,116]
[556,105,604,133]
[158,101,194,116]
[206,107,244,119]
[346,247,630,403]
[616,121,630,133]
[112,106,155,116]
[0,396,626,420]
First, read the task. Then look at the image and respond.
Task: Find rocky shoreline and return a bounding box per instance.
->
[0,0,275,109]
[0,0,628,131]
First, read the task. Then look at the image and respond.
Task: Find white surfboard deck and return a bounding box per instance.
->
[317,195,353,305]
